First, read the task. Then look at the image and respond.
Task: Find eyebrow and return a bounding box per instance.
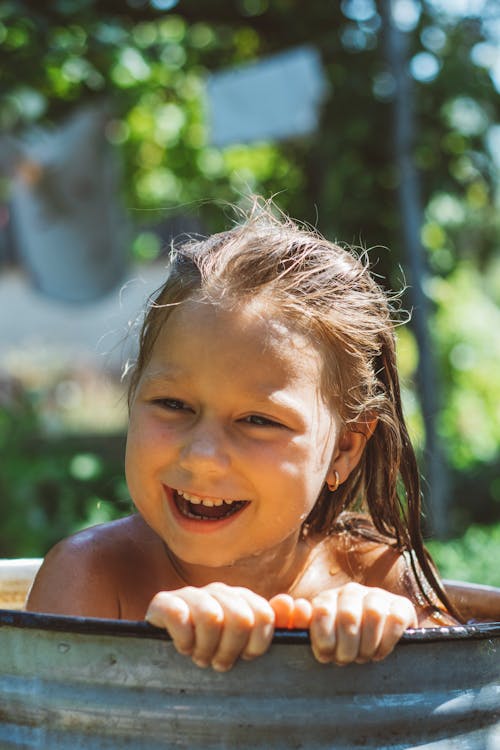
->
[141,367,186,385]
[144,372,295,400]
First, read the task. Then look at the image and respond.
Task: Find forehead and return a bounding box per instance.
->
[145,298,324,389]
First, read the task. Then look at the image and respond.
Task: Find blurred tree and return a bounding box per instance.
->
[2,1,498,263]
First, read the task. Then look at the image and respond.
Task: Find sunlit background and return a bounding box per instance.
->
[0,0,499,583]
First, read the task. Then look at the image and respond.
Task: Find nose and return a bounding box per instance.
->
[178,418,231,476]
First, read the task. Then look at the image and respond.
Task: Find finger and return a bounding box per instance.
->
[237,589,275,662]
[356,591,390,663]
[288,598,313,629]
[145,591,194,655]
[205,587,256,672]
[208,587,275,671]
[373,597,417,662]
[310,591,338,664]
[333,584,364,665]
[177,587,224,668]
[269,594,295,628]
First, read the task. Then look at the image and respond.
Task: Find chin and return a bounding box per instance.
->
[172,539,268,572]
[167,543,239,569]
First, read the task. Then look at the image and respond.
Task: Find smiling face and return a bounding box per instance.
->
[125,298,343,579]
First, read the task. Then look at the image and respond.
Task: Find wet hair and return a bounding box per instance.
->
[127,201,456,618]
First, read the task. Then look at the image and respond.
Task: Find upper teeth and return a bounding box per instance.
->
[177,490,237,507]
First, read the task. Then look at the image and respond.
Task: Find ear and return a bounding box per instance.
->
[359,416,378,441]
[326,418,378,487]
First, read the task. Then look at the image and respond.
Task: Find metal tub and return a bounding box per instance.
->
[0,561,499,749]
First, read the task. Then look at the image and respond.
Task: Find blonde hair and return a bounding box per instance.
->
[128,202,455,616]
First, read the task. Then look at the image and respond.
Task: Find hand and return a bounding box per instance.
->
[306,582,417,665]
[145,583,275,672]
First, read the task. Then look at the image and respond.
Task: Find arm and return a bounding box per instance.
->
[444,580,500,622]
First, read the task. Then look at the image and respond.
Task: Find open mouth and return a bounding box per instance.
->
[172,489,249,522]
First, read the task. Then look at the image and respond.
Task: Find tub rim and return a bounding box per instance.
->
[1,608,499,645]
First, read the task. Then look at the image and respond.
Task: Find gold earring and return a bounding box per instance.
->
[327,470,340,493]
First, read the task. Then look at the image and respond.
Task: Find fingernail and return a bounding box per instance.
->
[192,658,209,669]
[212,661,231,673]
[312,650,331,664]
[316,656,331,664]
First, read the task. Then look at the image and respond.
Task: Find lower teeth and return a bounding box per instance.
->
[186,508,233,520]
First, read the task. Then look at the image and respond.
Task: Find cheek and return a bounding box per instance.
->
[127,411,176,457]
[286,436,336,505]
[252,440,309,486]
[268,444,328,508]
[265,429,329,475]
[125,418,147,473]
[125,414,166,487]
[124,433,142,500]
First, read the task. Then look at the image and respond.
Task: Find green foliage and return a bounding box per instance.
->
[2,1,499,279]
[431,259,500,470]
[0,392,131,558]
[397,258,500,526]
[428,523,500,587]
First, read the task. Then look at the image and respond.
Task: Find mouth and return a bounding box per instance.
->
[172,488,249,522]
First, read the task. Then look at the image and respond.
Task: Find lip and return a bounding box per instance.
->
[163,485,250,535]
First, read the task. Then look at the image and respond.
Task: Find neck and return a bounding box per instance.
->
[163,532,312,599]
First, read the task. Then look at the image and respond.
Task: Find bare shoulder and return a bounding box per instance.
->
[26,515,161,618]
[324,515,458,626]
[326,521,404,590]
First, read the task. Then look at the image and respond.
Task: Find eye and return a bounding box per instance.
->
[241,414,283,428]
[153,398,190,412]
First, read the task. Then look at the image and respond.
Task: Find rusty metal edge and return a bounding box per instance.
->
[1,609,499,645]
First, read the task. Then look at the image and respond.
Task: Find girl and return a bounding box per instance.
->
[27,203,459,672]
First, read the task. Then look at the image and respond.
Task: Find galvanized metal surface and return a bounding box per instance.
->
[0,609,499,750]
